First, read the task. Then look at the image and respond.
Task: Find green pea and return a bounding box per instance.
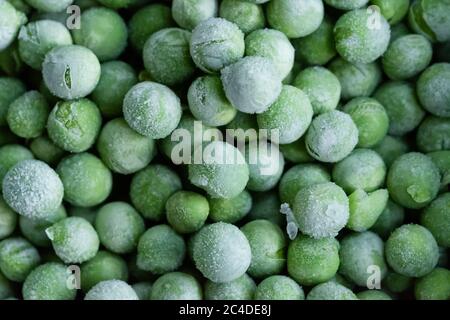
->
[0,237,40,282]
[85,280,138,300]
[150,272,202,300]
[414,268,450,300]
[219,0,265,34]
[421,193,450,248]
[172,0,218,30]
[204,273,256,300]
[307,281,357,300]
[255,275,304,300]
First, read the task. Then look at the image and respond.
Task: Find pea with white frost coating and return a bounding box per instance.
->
[46,216,99,264]
[189,141,249,199]
[241,220,287,278]
[416,116,450,153]
[172,0,218,30]
[42,45,101,100]
[166,191,209,234]
[85,280,138,300]
[219,0,265,34]
[57,153,113,208]
[137,224,186,274]
[26,0,73,12]
[347,188,389,232]
[257,85,313,144]
[255,275,304,300]
[193,222,251,283]
[29,136,64,166]
[123,81,182,139]
[305,110,359,163]
[221,56,282,114]
[208,190,252,223]
[190,18,244,73]
[97,118,156,175]
[18,20,72,70]
[95,202,145,254]
[0,197,17,240]
[0,0,27,50]
[204,274,256,300]
[0,237,40,282]
[143,28,196,86]
[293,182,350,239]
[267,0,324,38]
[2,159,63,220]
[325,0,368,10]
[187,75,237,127]
[151,272,202,300]
[408,0,450,42]
[371,0,410,25]
[245,28,294,79]
[307,281,357,300]
[421,193,450,248]
[0,144,34,189]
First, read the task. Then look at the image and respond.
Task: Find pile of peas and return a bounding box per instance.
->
[0,0,449,301]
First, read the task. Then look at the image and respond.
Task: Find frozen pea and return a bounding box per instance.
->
[160,113,220,163]
[97,118,156,175]
[267,0,324,38]
[96,0,138,9]
[18,20,72,70]
[332,149,386,194]
[42,45,100,100]
[72,7,127,62]
[7,91,49,139]
[293,182,349,239]
[3,160,63,220]
[279,137,314,164]
[19,205,66,247]
[187,75,237,127]
[244,141,284,192]
[241,220,286,278]
[305,110,359,163]
[257,85,313,144]
[383,271,413,293]
[408,0,450,42]
[342,98,389,148]
[29,136,65,166]
[325,0,368,9]
[0,144,34,189]
[123,82,182,139]
[245,29,294,79]
[357,290,392,300]
[221,56,282,114]
[26,0,73,12]
[172,0,218,30]
[130,164,182,221]
[370,199,405,239]
[416,116,450,153]
[0,237,40,282]
[188,141,249,199]
[80,251,128,292]
[205,273,256,300]
[328,58,382,101]
[371,0,410,24]
[22,262,76,300]
[386,224,439,277]
[137,225,185,274]
[46,216,99,264]
[247,191,284,226]
[0,197,17,240]
[421,193,450,248]
[57,153,112,207]
[0,271,13,299]
[287,235,340,286]
[339,231,388,286]
[151,272,202,300]
[382,34,432,80]
[334,9,391,64]
[128,4,175,51]
[85,280,138,300]
[143,28,196,86]
[0,77,26,126]
[219,0,265,34]
[372,135,409,168]
[347,189,389,232]
[428,151,450,189]
[166,191,209,234]
[415,268,450,300]
[190,18,244,73]
[387,153,440,209]
[132,282,152,300]
[374,81,426,136]
[293,66,341,115]
[255,275,304,300]
[91,61,138,118]
[292,16,336,66]
[47,99,102,153]
[95,202,145,254]
[209,190,252,223]
[279,163,331,206]
[417,63,450,118]
[307,281,357,300]
[0,0,27,50]
[194,222,251,283]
